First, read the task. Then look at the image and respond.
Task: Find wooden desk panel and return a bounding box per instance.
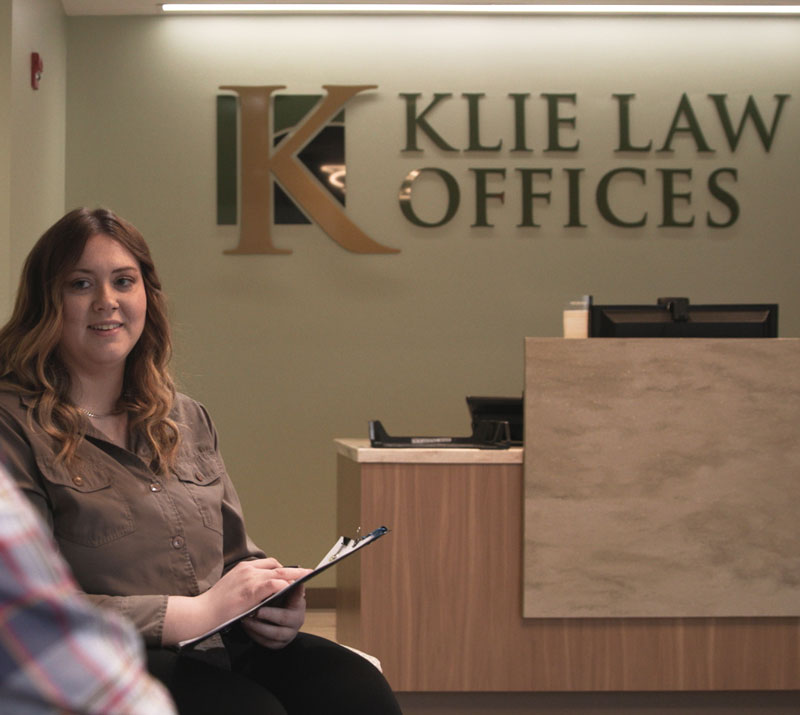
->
[336,447,800,693]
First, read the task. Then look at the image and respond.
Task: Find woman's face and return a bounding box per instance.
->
[58,233,147,380]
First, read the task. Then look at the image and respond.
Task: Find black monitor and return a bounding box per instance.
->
[589,298,778,338]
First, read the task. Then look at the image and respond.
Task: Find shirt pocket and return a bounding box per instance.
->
[35,455,135,547]
[174,448,225,535]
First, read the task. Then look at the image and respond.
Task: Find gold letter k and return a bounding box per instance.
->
[220,84,398,254]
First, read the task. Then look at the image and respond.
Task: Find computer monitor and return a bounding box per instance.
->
[589,298,778,338]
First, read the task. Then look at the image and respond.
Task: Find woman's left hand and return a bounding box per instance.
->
[239,583,307,649]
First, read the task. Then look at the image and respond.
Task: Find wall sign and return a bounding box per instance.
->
[217,86,790,254]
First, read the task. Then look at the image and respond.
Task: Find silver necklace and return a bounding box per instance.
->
[79,407,121,419]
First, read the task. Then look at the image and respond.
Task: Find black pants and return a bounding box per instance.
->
[147,630,402,715]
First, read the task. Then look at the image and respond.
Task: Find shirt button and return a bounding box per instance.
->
[149,482,163,492]
[72,476,84,486]
[171,536,185,549]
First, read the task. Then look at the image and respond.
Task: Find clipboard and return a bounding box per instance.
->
[179,525,389,649]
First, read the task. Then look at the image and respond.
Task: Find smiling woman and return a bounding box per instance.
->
[0,208,177,468]
[58,235,147,444]
[0,207,402,715]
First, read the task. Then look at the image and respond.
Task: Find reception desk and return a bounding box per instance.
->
[335,340,800,694]
[335,438,800,693]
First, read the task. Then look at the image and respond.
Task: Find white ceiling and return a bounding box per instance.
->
[62,0,163,13]
[59,0,799,14]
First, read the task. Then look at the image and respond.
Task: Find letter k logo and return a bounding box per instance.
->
[219,84,398,254]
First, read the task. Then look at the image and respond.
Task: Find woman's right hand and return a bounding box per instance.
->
[161,558,310,646]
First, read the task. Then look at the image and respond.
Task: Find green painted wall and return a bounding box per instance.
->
[61,14,800,581]
[1,0,66,315]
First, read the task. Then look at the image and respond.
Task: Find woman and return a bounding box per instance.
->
[0,208,401,714]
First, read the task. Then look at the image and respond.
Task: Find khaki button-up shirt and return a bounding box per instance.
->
[0,390,264,647]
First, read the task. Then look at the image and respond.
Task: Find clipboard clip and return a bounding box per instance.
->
[321,526,389,564]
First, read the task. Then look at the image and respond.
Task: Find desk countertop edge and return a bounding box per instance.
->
[334,438,524,464]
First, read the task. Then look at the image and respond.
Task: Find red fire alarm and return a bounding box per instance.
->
[31,53,43,90]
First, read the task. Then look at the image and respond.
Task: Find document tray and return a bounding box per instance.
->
[368,419,511,449]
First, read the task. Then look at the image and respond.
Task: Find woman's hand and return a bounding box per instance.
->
[239,583,307,649]
[161,558,310,646]
[200,559,310,627]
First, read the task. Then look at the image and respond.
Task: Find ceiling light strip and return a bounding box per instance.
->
[160,3,800,16]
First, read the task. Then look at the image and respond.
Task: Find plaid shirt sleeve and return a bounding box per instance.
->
[0,462,176,714]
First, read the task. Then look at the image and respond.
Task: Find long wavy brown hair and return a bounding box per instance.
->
[0,207,179,474]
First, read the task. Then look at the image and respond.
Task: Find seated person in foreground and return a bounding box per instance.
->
[0,457,176,713]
